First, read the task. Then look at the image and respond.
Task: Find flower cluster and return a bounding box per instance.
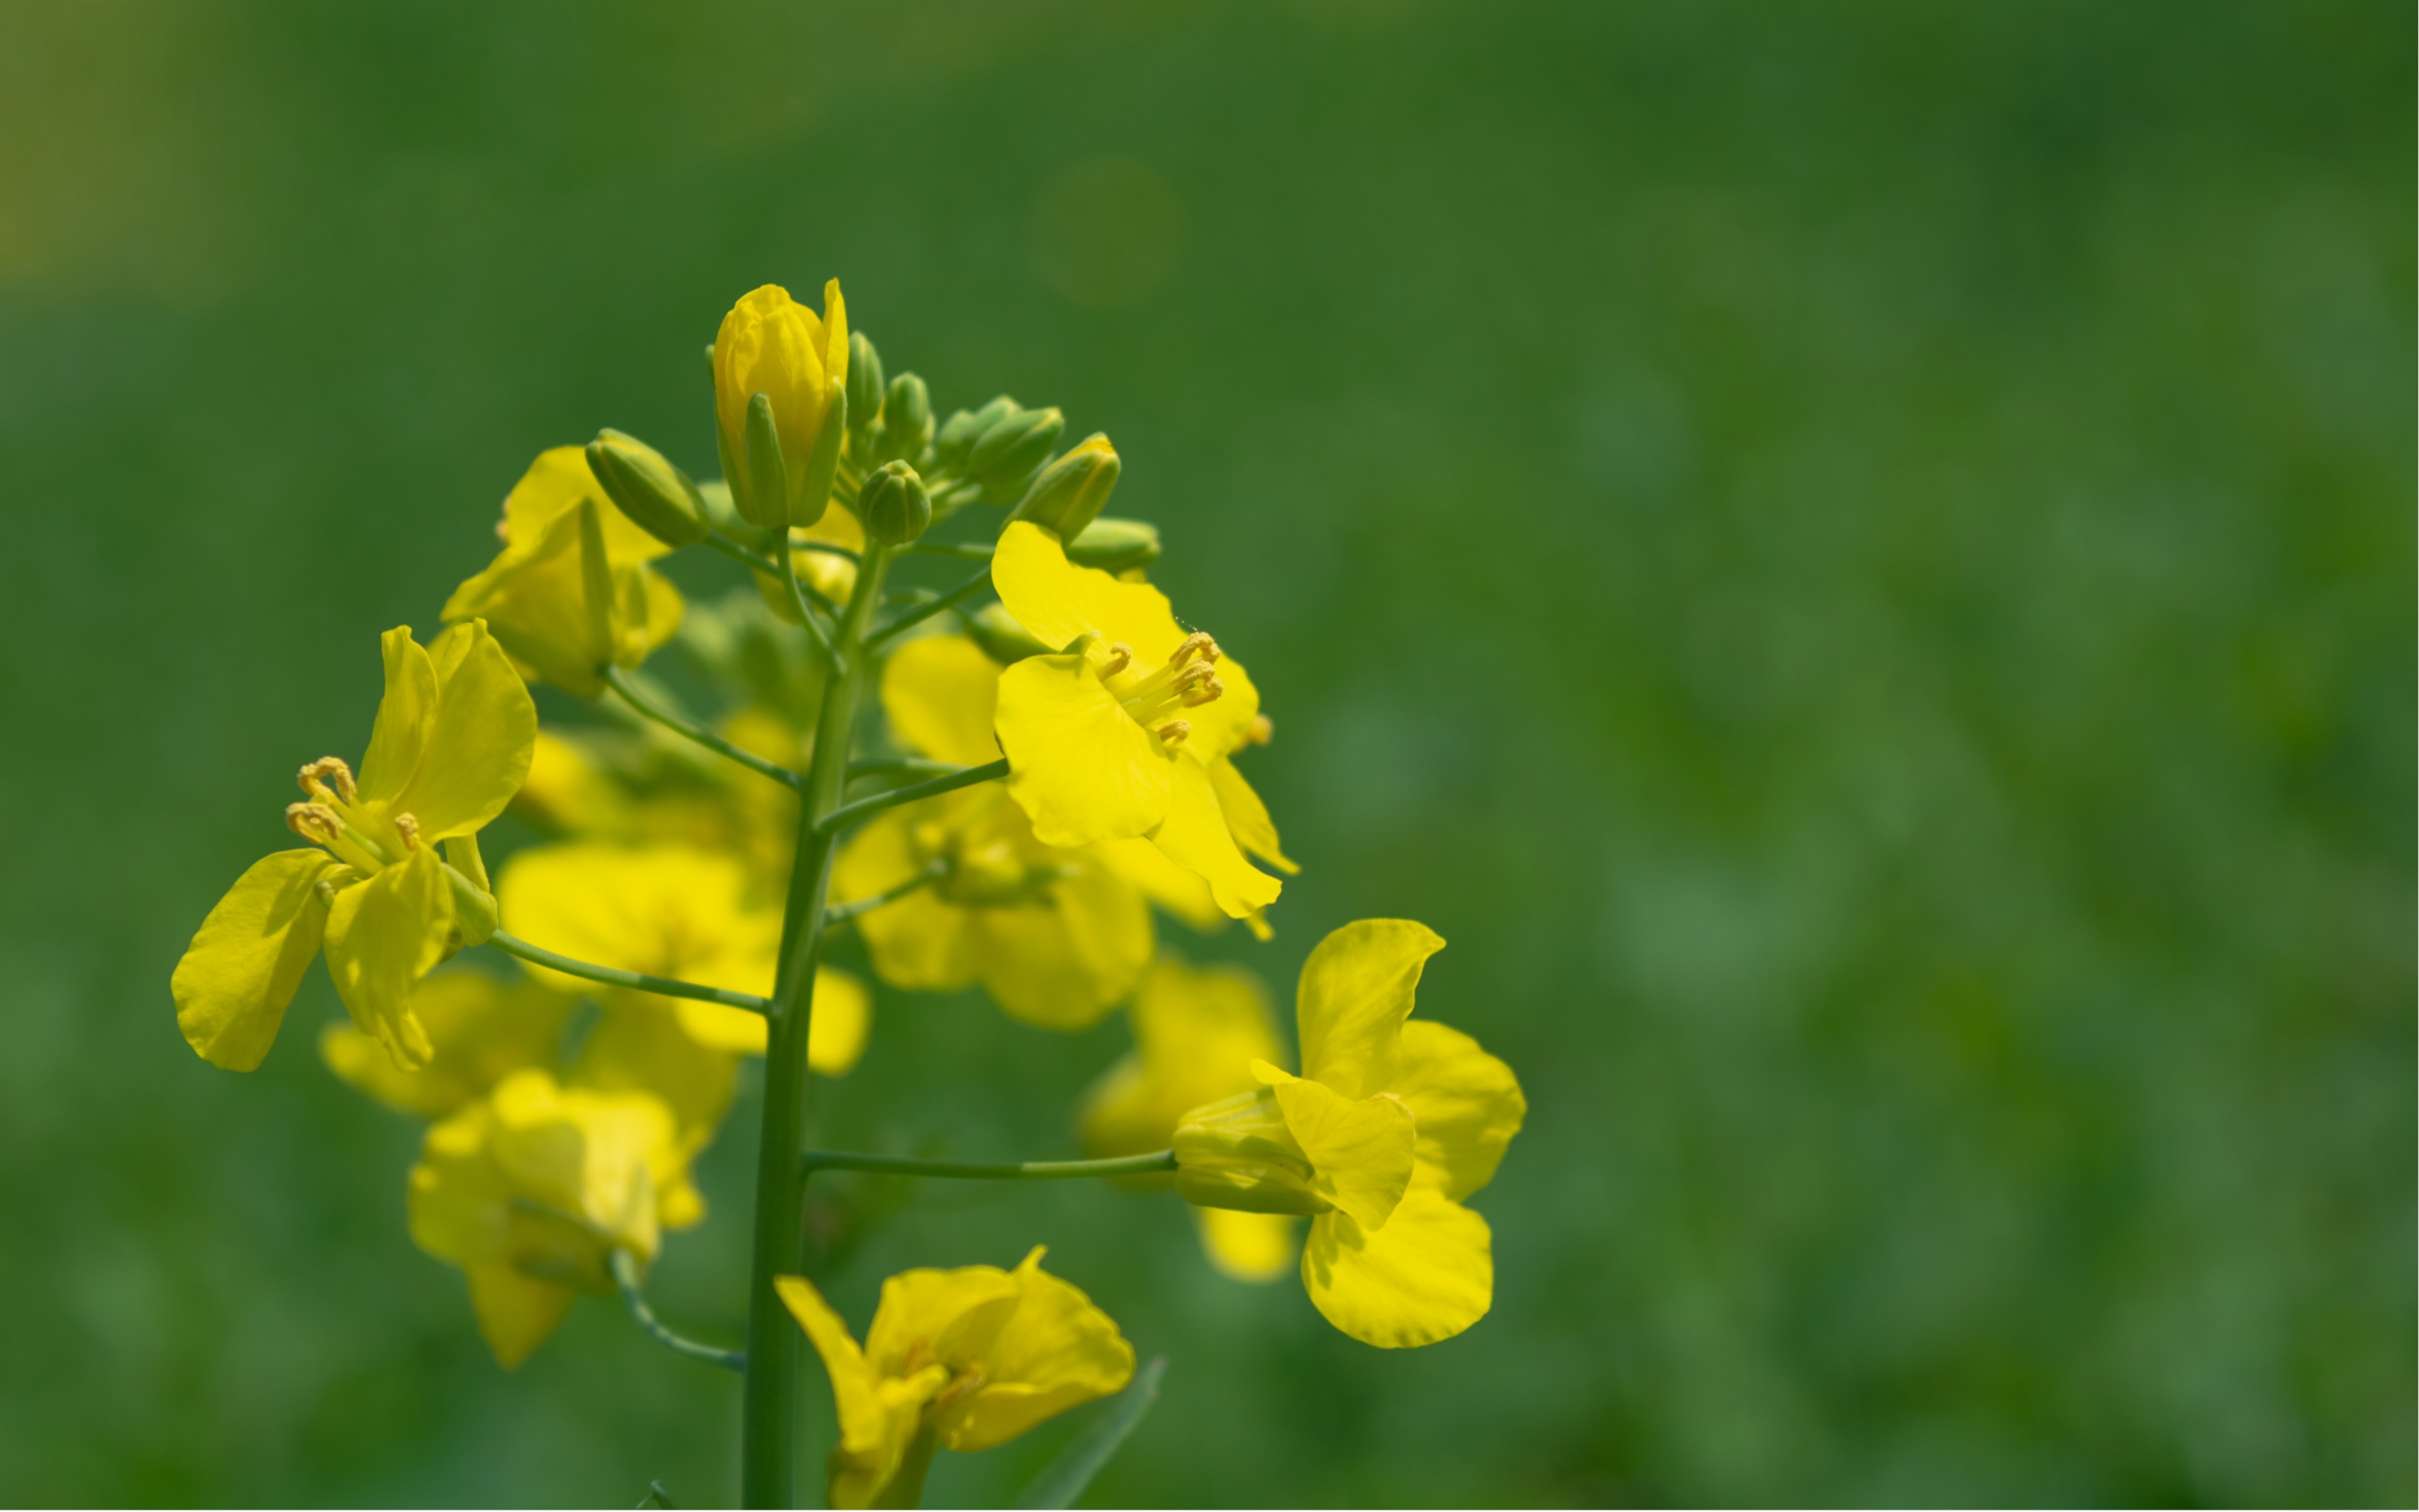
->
[172,279,1524,1505]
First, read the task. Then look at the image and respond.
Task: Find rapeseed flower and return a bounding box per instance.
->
[1079,956,1299,1281]
[777,1249,1134,1509]
[988,522,1282,919]
[713,282,849,528]
[834,635,1149,1028]
[321,970,573,1118]
[172,623,536,1072]
[1172,919,1525,1347]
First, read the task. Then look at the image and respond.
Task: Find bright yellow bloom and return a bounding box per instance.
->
[1079,956,1299,1281]
[321,970,573,1119]
[713,281,849,528]
[776,1249,1135,1509]
[443,447,684,698]
[408,1069,685,1368]
[835,635,1150,1029]
[988,522,1281,919]
[1172,919,1525,1347]
[172,623,536,1072]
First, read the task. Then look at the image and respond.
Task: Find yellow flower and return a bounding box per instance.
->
[776,1249,1135,1510]
[321,970,573,1119]
[1172,919,1525,1347]
[408,1069,685,1368]
[713,281,849,528]
[443,447,685,698]
[1079,956,1300,1282]
[988,522,1282,919]
[835,636,1150,1029]
[172,623,536,1073]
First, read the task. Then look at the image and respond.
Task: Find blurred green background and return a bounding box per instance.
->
[1,0,2409,1504]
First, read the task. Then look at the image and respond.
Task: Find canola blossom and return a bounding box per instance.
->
[171,277,1524,1507]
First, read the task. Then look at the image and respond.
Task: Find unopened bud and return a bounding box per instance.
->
[965,602,1050,664]
[1172,1089,1331,1218]
[859,460,933,547]
[1009,433,1121,539]
[971,406,1065,499]
[845,331,885,433]
[936,396,1018,472]
[1064,516,1160,573]
[877,372,934,464]
[587,430,711,549]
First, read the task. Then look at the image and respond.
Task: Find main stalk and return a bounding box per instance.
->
[740,540,891,1509]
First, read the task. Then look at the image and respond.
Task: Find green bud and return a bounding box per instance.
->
[791,381,847,528]
[586,429,711,549]
[1009,433,1121,539]
[740,392,788,530]
[971,405,1065,498]
[859,459,933,547]
[845,331,885,433]
[936,395,1019,472]
[877,372,934,464]
[1172,1089,1331,1218]
[1064,516,1160,574]
[964,601,1049,664]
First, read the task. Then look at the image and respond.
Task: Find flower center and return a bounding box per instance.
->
[1096,632,1223,747]
[287,756,420,872]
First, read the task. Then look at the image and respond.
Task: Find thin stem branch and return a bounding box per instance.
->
[604,667,805,791]
[822,861,944,929]
[904,540,994,559]
[611,1250,745,1373]
[814,758,1010,838]
[786,538,860,563]
[486,930,773,1016]
[780,549,840,664]
[800,1149,1178,1181]
[846,756,961,783]
[703,531,782,576]
[863,563,993,649]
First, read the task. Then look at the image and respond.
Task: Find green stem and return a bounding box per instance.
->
[741,538,893,1510]
[846,756,961,783]
[815,759,1009,838]
[863,563,993,649]
[604,667,805,791]
[611,1250,745,1372]
[779,545,840,665]
[823,861,944,929]
[787,538,861,563]
[904,540,993,559]
[486,929,771,1015]
[799,1149,1177,1181]
[704,531,783,576]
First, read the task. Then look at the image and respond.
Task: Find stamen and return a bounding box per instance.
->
[1172,661,1216,692]
[1169,632,1220,668]
[1182,676,1224,707]
[1156,720,1192,746]
[393,812,422,850]
[1247,714,1274,746]
[286,802,342,846]
[298,756,357,805]
[1098,641,1133,678]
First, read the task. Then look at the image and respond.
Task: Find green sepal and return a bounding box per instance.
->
[791,380,847,528]
[741,392,788,530]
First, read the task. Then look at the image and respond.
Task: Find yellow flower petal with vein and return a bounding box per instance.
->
[321,970,572,1119]
[995,651,1172,844]
[883,634,1003,768]
[1209,756,1298,875]
[992,520,1184,660]
[1147,755,1281,918]
[1296,918,1443,1100]
[1253,1062,1416,1230]
[323,844,454,1070]
[388,620,538,839]
[467,1262,577,1371]
[357,626,438,804]
[1301,1187,1493,1349]
[938,1249,1137,1453]
[500,445,669,563]
[173,849,345,1071]
[1393,1020,1527,1201]
[777,1274,948,1511]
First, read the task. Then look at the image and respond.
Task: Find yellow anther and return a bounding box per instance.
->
[1156,720,1192,746]
[1170,632,1220,668]
[1247,714,1274,746]
[286,801,342,846]
[1098,641,1134,678]
[1182,676,1224,708]
[393,812,422,850]
[298,756,357,805]
[935,1362,989,1409]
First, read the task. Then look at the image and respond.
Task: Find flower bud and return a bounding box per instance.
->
[1009,433,1121,539]
[585,430,711,549]
[876,372,933,464]
[1172,1089,1332,1218]
[712,280,847,528]
[971,406,1065,499]
[845,331,884,433]
[859,460,933,547]
[1063,515,1161,573]
[965,601,1049,664]
[935,396,1018,473]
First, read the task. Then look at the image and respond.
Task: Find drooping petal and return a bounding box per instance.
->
[1096,837,1224,931]
[807,965,871,1076]
[1194,1208,1298,1284]
[393,620,538,839]
[1208,756,1298,875]
[1182,651,1262,763]
[777,1272,947,1511]
[968,860,1152,1031]
[322,844,454,1069]
[992,521,1186,661]
[444,505,614,697]
[1254,1062,1416,1230]
[498,445,669,564]
[322,970,572,1118]
[496,843,779,998]
[356,626,438,804]
[938,1247,1136,1453]
[1393,1020,1526,1201]
[1295,919,1444,1100]
[172,850,344,1072]
[995,651,1173,845]
[1301,1188,1493,1349]
[883,634,1002,767]
[612,560,686,668]
[466,1262,578,1370]
[408,1100,509,1264]
[1146,755,1281,919]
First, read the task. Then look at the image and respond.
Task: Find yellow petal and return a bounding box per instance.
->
[388,620,537,840]
[1295,918,1444,1101]
[1208,756,1298,875]
[356,626,438,804]
[713,285,832,511]
[321,970,572,1118]
[408,1099,509,1264]
[777,1273,941,1496]
[172,849,342,1072]
[1254,1061,1415,1231]
[444,504,614,697]
[863,1264,1025,1383]
[1193,1208,1298,1283]
[938,1248,1135,1453]
[499,445,669,564]
[1301,1188,1492,1348]
[486,1071,672,1266]
[996,651,1173,846]
[1077,956,1283,1157]
[1096,837,1225,933]
[613,561,686,668]
[1182,651,1262,763]
[837,811,978,993]
[1145,756,1281,919]
[1393,1020,1526,1201]
[572,1000,743,1149]
[808,966,872,1077]
[882,635,1002,767]
[967,858,1152,1031]
[1077,1054,1162,1160]
[322,844,454,1070]
[496,843,779,999]
[992,521,1187,661]
[466,1261,578,1370]
[512,729,633,835]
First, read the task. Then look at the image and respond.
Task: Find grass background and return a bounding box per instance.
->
[0,0,2409,1504]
